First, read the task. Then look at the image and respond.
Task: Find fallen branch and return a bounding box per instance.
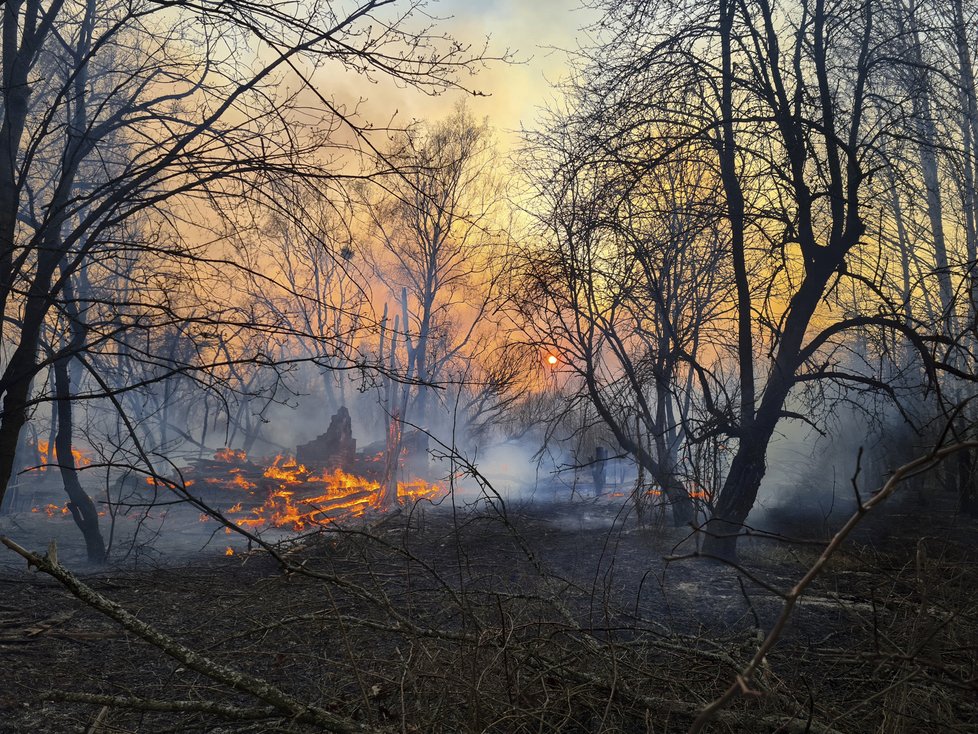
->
[0,536,375,734]
[52,691,278,720]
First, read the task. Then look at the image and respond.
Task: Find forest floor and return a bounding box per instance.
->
[0,482,976,733]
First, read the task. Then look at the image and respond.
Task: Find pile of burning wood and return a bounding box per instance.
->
[22,408,443,534]
[179,450,443,531]
[176,408,444,532]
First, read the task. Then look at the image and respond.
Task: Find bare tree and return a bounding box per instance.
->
[0,0,499,530]
[248,207,367,416]
[525,0,976,559]
[364,105,506,504]
[518,99,732,524]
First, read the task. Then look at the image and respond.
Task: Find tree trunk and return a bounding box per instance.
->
[658,471,695,526]
[700,424,774,561]
[887,173,918,371]
[703,261,843,561]
[54,356,106,564]
[902,5,955,326]
[0,313,49,505]
[0,0,90,506]
[378,408,401,510]
[0,0,68,319]
[951,0,978,311]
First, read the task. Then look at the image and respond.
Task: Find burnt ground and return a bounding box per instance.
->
[0,485,976,734]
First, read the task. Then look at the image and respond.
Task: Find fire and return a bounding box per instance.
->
[31,503,70,518]
[231,474,256,490]
[30,439,92,470]
[226,467,442,531]
[27,502,109,518]
[184,451,445,532]
[214,447,247,463]
[643,486,711,500]
[263,454,308,482]
[397,478,446,501]
[225,547,235,556]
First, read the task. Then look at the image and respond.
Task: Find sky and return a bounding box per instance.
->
[435,0,594,127]
[337,0,597,149]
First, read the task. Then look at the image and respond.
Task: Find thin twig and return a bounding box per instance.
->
[688,440,978,734]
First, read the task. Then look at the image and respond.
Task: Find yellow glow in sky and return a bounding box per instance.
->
[343,0,594,149]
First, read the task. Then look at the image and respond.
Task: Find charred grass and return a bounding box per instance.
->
[1,490,976,733]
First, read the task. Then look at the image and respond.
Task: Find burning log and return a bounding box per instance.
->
[91,409,446,533]
[169,444,444,533]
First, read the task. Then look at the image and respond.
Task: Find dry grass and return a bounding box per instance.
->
[1,487,976,733]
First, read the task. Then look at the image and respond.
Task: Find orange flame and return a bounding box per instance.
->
[207,466,445,532]
[231,474,257,490]
[214,448,247,463]
[32,439,92,470]
[262,454,308,482]
[643,486,710,500]
[31,503,70,518]
[29,450,453,534]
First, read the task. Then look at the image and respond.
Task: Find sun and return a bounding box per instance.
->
[546,354,558,366]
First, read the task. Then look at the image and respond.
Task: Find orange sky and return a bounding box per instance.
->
[333,0,596,149]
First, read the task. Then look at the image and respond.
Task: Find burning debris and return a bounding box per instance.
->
[18,409,445,536]
[180,456,444,533]
[174,408,444,532]
[181,452,437,532]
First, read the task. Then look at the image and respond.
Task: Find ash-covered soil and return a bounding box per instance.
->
[0,487,976,733]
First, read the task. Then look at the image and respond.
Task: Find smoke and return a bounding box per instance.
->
[748,402,897,536]
[457,440,559,503]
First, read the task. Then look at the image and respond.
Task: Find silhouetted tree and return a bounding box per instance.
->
[0,0,498,553]
[527,0,977,558]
